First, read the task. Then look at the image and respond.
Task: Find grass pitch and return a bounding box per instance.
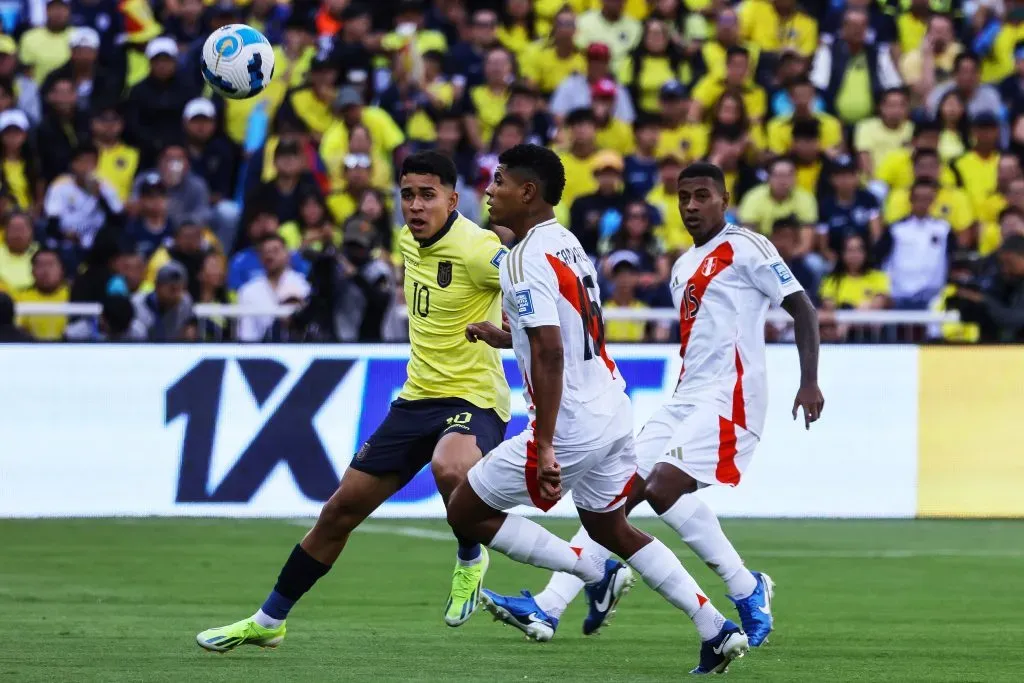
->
[2,518,1020,682]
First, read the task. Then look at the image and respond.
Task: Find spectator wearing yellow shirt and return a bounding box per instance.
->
[0,110,40,212]
[603,257,650,342]
[976,157,1024,227]
[463,47,514,151]
[14,248,69,341]
[874,119,959,192]
[520,8,588,96]
[935,90,968,162]
[497,0,539,61]
[0,213,37,291]
[619,18,690,114]
[90,107,140,205]
[897,0,931,55]
[327,154,374,226]
[576,0,642,67]
[280,55,339,142]
[790,119,829,196]
[326,88,405,180]
[854,87,913,177]
[556,108,600,225]
[701,8,760,82]
[709,91,765,159]
[591,79,634,155]
[819,233,891,310]
[656,80,708,162]
[646,153,691,252]
[954,112,1002,215]
[883,149,975,244]
[739,0,818,57]
[568,150,627,255]
[766,78,845,155]
[19,0,72,84]
[691,47,767,124]
[979,4,1024,84]
[738,157,818,252]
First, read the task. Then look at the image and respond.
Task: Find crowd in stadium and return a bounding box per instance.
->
[0,0,1022,343]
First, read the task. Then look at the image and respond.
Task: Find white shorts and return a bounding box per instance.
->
[634,403,759,486]
[467,430,637,513]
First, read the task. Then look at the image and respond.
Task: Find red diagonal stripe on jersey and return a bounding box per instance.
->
[525,438,556,512]
[732,347,746,429]
[678,242,735,378]
[715,415,741,486]
[606,471,640,508]
[544,253,616,376]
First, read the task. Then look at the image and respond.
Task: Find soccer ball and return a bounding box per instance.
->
[201,24,275,99]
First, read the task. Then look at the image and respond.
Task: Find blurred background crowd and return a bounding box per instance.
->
[0,0,1022,344]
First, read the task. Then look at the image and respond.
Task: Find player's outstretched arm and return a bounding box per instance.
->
[781,291,824,430]
[466,321,513,348]
[526,325,564,501]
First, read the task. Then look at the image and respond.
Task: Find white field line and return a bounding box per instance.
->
[287,520,1024,559]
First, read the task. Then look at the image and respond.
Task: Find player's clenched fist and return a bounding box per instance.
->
[465,321,512,348]
[536,442,562,501]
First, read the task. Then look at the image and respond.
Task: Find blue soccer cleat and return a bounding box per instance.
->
[582,559,635,635]
[480,589,558,642]
[690,620,749,675]
[729,571,774,647]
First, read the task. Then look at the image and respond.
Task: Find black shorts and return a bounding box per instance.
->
[350,397,507,481]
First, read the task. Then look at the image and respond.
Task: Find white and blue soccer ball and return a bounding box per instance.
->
[201,24,275,100]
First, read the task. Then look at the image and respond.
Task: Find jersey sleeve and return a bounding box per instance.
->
[465,229,509,291]
[510,248,561,329]
[742,239,805,307]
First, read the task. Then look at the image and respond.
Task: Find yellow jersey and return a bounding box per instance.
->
[556,150,598,225]
[520,42,587,95]
[766,112,844,155]
[15,285,69,340]
[819,270,891,308]
[2,159,31,209]
[884,186,975,232]
[398,212,511,421]
[691,77,767,121]
[97,143,140,203]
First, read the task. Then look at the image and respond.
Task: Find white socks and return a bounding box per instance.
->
[627,538,725,641]
[533,526,610,619]
[488,515,604,584]
[659,495,757,599]
[252,609,284,629]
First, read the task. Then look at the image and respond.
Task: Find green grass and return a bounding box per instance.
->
[2,518,1021,682]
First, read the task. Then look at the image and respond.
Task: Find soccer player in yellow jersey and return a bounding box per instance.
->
[196,153,513,652]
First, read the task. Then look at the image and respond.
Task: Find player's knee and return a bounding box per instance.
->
[315,497,365,540]
[431,457,468,498]
[644,466,697,515]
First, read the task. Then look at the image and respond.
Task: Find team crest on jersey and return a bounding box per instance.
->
[490,248,507,268]
[701,257,718,277]
[437,260,453,287]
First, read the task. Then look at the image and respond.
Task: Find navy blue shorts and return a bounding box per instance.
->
[350,398,507,481]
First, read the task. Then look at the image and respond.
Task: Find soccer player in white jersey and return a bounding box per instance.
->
[483,161,825,664]
[448,145,750,675]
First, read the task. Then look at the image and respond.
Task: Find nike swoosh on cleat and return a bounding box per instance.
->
[712,635,735,656]
[594,574,616,612]
[521,612,548,625]
[757,605,771,615]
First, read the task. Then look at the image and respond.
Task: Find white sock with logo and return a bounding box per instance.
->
[627,538,725,641]
[488,515,604,584]
[534,526,611,619]
[659,494,757,599]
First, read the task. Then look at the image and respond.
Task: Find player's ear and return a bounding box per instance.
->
[447,187,459,212]
[721,190,730,211]
[521,180,538,204]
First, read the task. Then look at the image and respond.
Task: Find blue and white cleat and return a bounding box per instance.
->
[582,559,635,635]
[480,589,559,642]
[690,620,749,675]
[729,571,774,646]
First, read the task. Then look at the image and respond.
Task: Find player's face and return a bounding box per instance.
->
[484,164,526,225]
[400,173,458,240]
[678,177,728,240]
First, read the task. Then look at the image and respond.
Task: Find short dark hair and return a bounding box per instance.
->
[772,216,800,233]
[633,112,662,132]
[496,114,527,134]
[564,107,597,127]
[497,143,566,205]
[101,295,135,334]
[677,161,726,193]
[508,82,537,100]
[275,140,302,159]
[911,178,939,194]
[913,117,942,137]
[880,86,909,102]
[1002,234,1024,254]
[72,142,98,160]
[789,76,814,91]
[400,150,458,188]
[31,247,62,267]
[912,148,940,164]
[726,46,749,61]
[792,118,821,140]
[953,52,979,72]
[767,156,795,174]
[257,233,287,248]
